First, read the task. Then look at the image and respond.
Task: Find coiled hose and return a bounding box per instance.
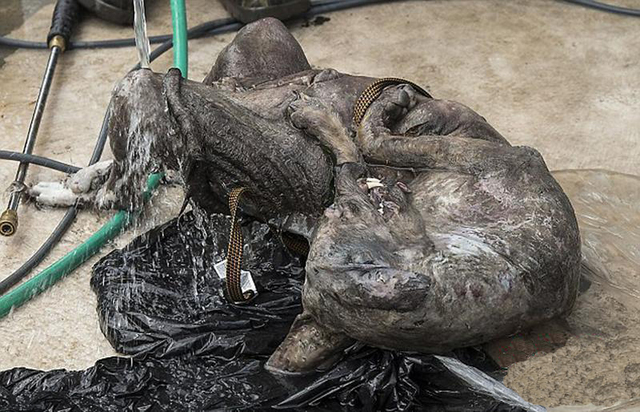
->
[0,19,241,300]
[0,0,406,317]
[0,150,80,174]
[0,0,189,317]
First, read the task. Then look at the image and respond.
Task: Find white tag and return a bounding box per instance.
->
[366,177,384,189]
[214,259,258,298]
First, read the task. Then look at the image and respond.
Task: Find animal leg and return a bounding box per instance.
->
[357,87,542,174]
[266,312,354,374]
[289,94,361,165]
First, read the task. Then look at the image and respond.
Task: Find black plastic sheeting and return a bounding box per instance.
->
[0,212,545,411]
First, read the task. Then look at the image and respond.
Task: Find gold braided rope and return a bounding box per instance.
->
[352,77,432,127]
[281,232,310,256]
[224,188,310,304]
[225,187,254,303]
[222,78,428,302]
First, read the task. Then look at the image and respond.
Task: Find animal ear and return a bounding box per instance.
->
[265,312,353,374]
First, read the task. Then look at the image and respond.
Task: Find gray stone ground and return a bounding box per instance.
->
[0,1,639,410]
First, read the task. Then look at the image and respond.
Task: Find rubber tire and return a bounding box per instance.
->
[77,0,134,25]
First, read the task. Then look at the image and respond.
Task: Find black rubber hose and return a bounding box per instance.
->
[0,1,387,292]
[0,17,237,50]
[0,0,389,294]
[0,22,240,296]
[89,103,111,164]
[0,38,49,50]
[0,0,366,51]
[48,0,81,45]
[75,17,238,50]
[303,0,390,14]
[0,150,81,174]
[0,1,379,295]
[0,207,78,295]
[562,0,640,16]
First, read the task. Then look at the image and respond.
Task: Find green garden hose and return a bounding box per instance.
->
[0,174,162,318]
[170,0,188,78]
[0,1,188,318]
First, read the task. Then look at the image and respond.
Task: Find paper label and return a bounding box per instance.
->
[214,259,257,297]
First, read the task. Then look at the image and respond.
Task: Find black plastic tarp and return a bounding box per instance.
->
[0,211,545,411]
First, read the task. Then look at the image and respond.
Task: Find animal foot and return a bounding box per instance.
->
[266,312,353,374]
[29,160,115,208]
[289,94,360,164]
[359,84,423,136]
[67,160,113,194]
[378,85,423,129]
[29,182,81,207]
[382,86,413,123]
[289,94,340,138]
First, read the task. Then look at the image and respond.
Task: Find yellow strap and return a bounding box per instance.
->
[352,77,432,127]
[281,232,310,256]
[225,187,254,303]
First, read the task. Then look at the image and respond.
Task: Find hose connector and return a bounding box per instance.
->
[0,210,18,237]
[48,34,67,51]
[47,0,80,51]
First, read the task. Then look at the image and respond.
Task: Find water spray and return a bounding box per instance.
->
[133,0,151,69]
[0,0,80,237]
[0,0,188,317]
[0,0,408,315]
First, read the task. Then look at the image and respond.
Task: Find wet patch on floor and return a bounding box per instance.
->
[0,0,55,68]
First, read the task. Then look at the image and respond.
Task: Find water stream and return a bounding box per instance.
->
[133,0,150,69]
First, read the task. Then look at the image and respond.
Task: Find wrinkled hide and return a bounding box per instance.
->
[105,17,581,374]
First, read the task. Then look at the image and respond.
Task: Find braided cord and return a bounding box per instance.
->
[225,187,254,303]
[352,77,432,126]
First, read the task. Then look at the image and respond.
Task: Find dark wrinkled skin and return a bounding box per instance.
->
[105,18,581,374]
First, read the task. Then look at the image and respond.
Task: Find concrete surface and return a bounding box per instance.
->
[0,0,54,67]
[502,170,640,410]
[0,0,639,409]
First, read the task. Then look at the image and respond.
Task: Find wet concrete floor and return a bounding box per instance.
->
[1,1,639,410]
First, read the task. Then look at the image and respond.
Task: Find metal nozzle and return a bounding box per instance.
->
[0,210,18,237]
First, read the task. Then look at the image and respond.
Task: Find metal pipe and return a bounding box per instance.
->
[0,40,62,237]
[1,0,78,237]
